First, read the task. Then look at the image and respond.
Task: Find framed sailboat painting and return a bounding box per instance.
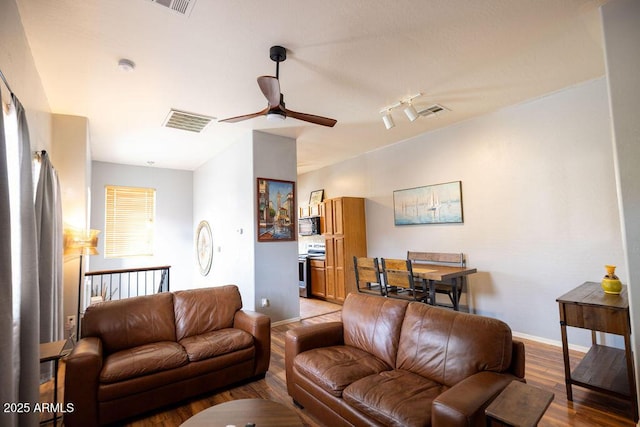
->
[393,181,463,225]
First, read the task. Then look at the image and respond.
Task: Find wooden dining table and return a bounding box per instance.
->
[411,264,477,311]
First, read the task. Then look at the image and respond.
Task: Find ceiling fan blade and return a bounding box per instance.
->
[283,107,337,127]
[257,76,281,108]
[218,107,269,123]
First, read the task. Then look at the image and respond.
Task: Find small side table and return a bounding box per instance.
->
[557,281,638,421]
[485,380,554,426]
[39,340,69,426]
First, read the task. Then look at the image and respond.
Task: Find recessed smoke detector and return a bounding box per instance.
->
[145,0,197,16]
[163,109,215,133]
[117,58,135,72]
[417,104,449,117]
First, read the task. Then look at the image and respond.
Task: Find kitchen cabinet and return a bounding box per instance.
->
[321,197,367,303]
[310,259,326,298]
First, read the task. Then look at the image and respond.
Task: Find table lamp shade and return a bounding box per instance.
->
[64,227,100,256]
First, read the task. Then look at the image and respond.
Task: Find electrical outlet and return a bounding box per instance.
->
[261,298,270,308]
[66,315,76,329]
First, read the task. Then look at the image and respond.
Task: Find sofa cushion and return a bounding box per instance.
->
[99,341,188,383]
[83,292,177,354]
[173,285,243,341]
[397,303,513,387]
[294,345,391,397]
[179,328,254,362]
[344,369,446,427]
[342,293,409,368]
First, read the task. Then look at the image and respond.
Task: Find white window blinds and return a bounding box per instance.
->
[105,185,155,258]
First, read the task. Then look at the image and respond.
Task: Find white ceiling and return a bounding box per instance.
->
[15,0,608,174]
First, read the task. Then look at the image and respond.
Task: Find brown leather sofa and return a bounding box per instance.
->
[64,285,270,427]
[285,292,525,427]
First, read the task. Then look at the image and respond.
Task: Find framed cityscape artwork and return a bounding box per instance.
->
[257,178,296,241]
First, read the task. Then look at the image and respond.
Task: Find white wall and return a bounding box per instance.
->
[192,131,299,321]
[253,131,299,322]
[0,0,51,152]
[90,161,194,290]
[299,78,623,347]
[601,0,640,406]
[193,133,256,308]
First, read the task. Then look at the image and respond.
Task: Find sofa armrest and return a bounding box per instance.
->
[510,339,526,379]
[63,337,103,427]
[432,371,521,426]
[234,309,271,376]
[285,322,344,395]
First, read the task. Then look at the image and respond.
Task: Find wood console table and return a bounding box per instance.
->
[557,281,638,421]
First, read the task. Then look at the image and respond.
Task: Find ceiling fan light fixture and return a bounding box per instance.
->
[267,110,286,122]
[382,112,395,130]
[403,103,419,122]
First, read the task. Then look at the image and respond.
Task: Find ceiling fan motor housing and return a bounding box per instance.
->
[270,45,286,63]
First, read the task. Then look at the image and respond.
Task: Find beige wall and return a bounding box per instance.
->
[0,0,51,150]
[50,114,92,331]
[2,0,94,335]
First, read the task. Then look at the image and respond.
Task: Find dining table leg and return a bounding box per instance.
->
[428,280,435,306]
[451,278,459,311]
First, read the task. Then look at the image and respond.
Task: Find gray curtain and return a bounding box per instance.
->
[0,88,41,426]
[0,83,16,427]
[35,151,63,381]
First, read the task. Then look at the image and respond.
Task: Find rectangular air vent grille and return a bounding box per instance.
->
[146,0,197,16]
[417,104,449,117]
[163,109,214,133]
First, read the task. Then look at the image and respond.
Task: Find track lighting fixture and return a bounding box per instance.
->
[379,93,423,129]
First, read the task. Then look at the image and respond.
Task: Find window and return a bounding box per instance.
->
[105,185,156,258]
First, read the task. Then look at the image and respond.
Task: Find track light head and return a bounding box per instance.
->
[403,104,419,122]
[382,112,395,130]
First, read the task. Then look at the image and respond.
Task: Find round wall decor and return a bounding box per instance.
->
[196,220,213,276]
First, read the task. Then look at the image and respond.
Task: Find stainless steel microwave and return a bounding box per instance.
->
[298,216,321,236]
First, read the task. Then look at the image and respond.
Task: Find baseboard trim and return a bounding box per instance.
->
[512,331,590,353]
[271,317,301,327]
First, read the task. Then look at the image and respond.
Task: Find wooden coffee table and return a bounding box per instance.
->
[180,399,303,427]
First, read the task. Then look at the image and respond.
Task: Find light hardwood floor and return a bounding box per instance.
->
[40,298,636,426]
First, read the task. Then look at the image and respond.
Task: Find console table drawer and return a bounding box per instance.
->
[562,303,629,335]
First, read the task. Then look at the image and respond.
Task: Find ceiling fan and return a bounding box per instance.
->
[219,46,337,127]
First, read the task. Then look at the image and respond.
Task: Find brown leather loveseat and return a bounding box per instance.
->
[286,292,525,426]
[64,285,270,426]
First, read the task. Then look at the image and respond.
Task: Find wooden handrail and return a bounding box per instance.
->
[85,265,171,276]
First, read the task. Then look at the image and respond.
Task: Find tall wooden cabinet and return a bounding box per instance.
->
[320,197,367,303]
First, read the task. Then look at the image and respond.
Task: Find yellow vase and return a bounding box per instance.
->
[601,264,622,295]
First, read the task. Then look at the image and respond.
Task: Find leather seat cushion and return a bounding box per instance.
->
[343,369,447,427]
[179,328,254,362]
[294,345,391,397]
[100,341,188,383]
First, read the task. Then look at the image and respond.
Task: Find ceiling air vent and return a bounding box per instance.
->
[163,109,214,133]
[146,0,197,16]
[417,104,449,117]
